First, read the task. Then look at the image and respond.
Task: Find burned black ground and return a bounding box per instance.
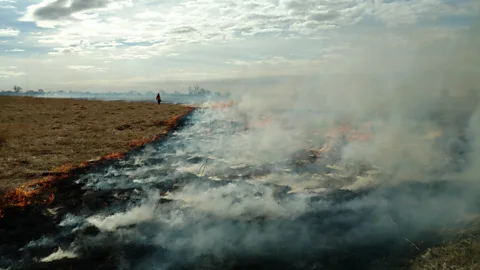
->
[1,110,479,270]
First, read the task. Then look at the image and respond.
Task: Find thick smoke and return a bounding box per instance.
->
[232,20,480,183]
[29,19,480,270]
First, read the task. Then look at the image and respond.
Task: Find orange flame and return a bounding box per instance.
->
[194,100,234,110]
[325,120,372,142]
[245,115,275,130]
[102,153,125,160]
[79,160,89,168]
[308,121,373,157]
[48,193,55,204]
[0,178,53,208]
[51,163,73,174]
[210,100,233,109]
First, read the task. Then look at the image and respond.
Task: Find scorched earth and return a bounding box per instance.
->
[1,103,478,270]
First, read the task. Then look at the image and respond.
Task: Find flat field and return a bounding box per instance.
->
[0,96,190,191]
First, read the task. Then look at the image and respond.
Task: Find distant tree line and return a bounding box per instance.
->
[0,85,45,96]
[0,85,231,102]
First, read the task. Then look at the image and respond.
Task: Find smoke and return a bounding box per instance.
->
[40,248,78,263]
[150,21,480,266]
[87,195,158,231]
[230,20,480,183]
[15,17,480,270]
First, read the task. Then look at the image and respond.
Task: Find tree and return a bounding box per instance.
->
[13,85,22,93]
[189,85,201,95]
[188,85,212,96]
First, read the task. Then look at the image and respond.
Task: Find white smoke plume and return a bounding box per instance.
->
[35,17,480,270]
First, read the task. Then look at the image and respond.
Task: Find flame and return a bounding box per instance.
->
[1,150,127,211]
[51,163,73,174]
[79,160,89,168]
[209,100,234,109]
[325,120,372,142]
[307,121,372,157]
[308,141,333,157]
[47,193,55,204]
[318,141,333,153]
[0,177,53,208]
[194,100,234,110]
[102,153,125,160]
[245,115,275,129]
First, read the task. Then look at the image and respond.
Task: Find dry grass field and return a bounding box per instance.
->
[0,96,191,191]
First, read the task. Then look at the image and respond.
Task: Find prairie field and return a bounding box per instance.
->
[0,96,190,191]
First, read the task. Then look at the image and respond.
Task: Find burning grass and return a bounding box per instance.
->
[1,104,480,269]
[0,96,193,211]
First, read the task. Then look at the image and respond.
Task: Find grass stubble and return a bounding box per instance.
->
[0,96,191,192]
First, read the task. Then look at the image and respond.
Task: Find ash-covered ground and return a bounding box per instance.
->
[1,104,479,270]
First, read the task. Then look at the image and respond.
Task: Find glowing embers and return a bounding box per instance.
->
[208,100,234,110]
[324,120,373,142]
[303,120,373,160]
[0,177,56,209]
[0,162,76,212]
[0,152,124,214]
[51,163,74,174]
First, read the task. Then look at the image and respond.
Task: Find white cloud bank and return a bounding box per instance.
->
[0,28,19,37]
[0,0,477,91]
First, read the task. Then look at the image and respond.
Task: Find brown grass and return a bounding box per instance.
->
[410,216,480,270]
[0,96,191,191]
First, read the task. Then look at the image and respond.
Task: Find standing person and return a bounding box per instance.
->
[156,93,162,104]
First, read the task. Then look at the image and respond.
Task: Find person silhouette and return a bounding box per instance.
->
[156,93,162,104]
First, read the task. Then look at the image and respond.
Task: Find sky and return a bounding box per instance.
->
[0,0,478,92]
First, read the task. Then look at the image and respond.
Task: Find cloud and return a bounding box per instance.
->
[0,28,19,37]
[25,0,131,21]
[21,0,358,58]
[307,11,340,22]
[68,65,94,70]
[0,4,15,9]
[2,0,479,91]
[68,65,108,72]
[0,66,24,79]
[133,11,163,20]
[373,0,480,26]
[23,0,474,57]
[5,48,25,52]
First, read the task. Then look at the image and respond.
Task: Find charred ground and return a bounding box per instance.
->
[1,107,479,270]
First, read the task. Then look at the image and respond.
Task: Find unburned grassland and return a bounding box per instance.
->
[0,96,190,191]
